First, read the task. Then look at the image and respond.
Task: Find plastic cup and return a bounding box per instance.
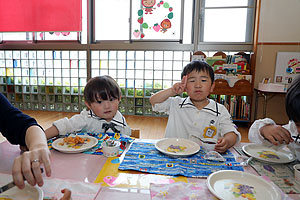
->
[293,164,300,181]
[102,141,120,157]
[201,138,217,152]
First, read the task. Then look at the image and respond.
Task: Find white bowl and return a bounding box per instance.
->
[201,138,217,152]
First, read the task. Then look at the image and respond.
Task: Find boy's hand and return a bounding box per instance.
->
[215,137,230,153]
[215,132,237,153]
[172,76,187,95]
[260,124,293,145]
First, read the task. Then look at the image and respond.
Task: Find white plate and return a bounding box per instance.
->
[155,138,200,157]
[0,183,43,200]
[242,143,295,164]
[206,170,281,200]
[52,135,98,153]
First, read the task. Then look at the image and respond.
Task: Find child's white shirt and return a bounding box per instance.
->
[152,96,241,143]
[53,109,131,136]
[249,118,299,144]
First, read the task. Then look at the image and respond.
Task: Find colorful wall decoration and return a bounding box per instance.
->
[132,0,181,40]
[274,52,300,84]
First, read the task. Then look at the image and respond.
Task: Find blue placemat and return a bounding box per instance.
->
[48,132,134,155]
[119,142,244,177]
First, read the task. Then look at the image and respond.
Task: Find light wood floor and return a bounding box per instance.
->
[19,110,249,142]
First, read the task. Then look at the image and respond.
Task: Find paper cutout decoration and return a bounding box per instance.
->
[287,58,300,74]
[134,0,174,39]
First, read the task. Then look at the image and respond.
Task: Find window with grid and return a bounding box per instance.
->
[0,50,87,112]
[94,0,255,47]
[91,50,191,116]
[0,0,256,118]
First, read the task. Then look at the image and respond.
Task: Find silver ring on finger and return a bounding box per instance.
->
[31,159,40,164]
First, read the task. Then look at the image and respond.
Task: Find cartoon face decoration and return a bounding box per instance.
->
[142,0,156,14]
[160,19,171,33]
[142,0,156,7]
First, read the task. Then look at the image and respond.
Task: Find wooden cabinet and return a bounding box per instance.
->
[211,79,252,122]
[193,51,253,123]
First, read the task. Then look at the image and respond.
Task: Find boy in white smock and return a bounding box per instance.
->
[45,75,131,139]
[150,61,240,153]
[249,75,300,159]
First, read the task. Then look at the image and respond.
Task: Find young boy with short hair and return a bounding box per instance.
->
[150,61,240,153]
[45,75,131,139]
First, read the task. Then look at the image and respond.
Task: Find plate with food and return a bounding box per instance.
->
[52,135,98,153]
[0,183,43,200]
[155,138,200,157]
[206,170,281,200]
[242,143,295,164]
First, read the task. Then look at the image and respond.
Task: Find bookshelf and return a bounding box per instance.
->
[211,79,252,122]
[193,51,253,123]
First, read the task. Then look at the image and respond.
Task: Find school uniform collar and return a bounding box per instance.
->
[178,97,220,116]
[88,110,127,127]
[178,97,195,108]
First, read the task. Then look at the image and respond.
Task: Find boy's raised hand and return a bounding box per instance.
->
[260,124,293,145]
[172,76,187,95]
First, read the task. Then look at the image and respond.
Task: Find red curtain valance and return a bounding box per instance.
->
[0,0,82,32]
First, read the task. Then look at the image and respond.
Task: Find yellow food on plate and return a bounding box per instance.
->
[58,136,91,148]
[167,144,187,153]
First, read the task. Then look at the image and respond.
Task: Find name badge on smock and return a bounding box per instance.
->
[203,126,217,138]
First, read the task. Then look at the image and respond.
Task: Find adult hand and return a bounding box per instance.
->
[260,124,293,145]
[12,146,51,189]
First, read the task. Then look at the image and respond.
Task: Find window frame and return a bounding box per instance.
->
[195,0,256,51]
[91,0,255,52]
[0,0,256,52]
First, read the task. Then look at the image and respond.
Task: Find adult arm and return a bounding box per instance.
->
[0,93,51,189]
[0,93,37,145]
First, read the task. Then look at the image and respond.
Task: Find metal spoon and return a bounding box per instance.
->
[240,157,253,167]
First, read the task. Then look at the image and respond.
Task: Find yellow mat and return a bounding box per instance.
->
[94,157,187,189]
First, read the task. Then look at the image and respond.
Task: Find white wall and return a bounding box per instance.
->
[253,0,300,123]
[258,0,300,42]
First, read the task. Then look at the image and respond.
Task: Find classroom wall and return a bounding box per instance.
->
[253,0,300,124]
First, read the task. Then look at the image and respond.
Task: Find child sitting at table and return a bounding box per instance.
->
[248,75,300,156]
[45,75,131,139]
[150,61,241,153]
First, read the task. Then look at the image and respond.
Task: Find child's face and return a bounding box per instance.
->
[185,70,214,103]
[85,97,120,121]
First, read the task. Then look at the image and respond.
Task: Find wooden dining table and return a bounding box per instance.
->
[0,139,299,200]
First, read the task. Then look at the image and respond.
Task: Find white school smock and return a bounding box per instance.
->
[53,109,131,136]
[249,118,300,150]
[152,96,241,143]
